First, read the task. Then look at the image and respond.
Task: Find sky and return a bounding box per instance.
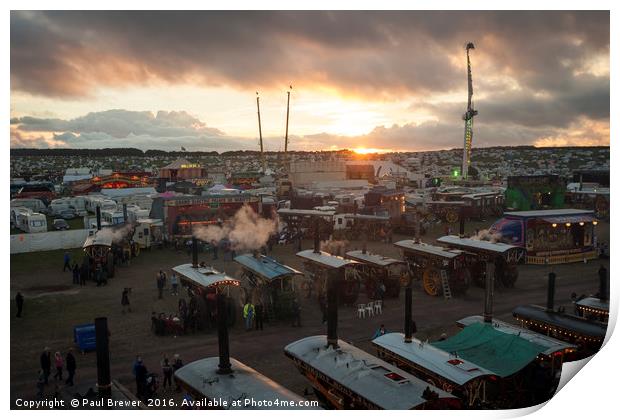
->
[9,10,610,152]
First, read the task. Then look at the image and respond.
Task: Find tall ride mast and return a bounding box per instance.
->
[256,92,266,173]
[461,42,478,180]
[284,85,292,169]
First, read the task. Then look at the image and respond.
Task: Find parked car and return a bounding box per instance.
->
[53,219,70,230]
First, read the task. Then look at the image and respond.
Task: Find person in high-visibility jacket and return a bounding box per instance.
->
[243,302,255,331]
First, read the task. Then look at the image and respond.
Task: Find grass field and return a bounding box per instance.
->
[10,214,85,235]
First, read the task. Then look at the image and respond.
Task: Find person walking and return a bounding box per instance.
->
[72,264,80,285]
[53,351,64,381]
[40,347,51,385]
[65,349,76,386]
[171,273,179,296]
[133,356,147,399]
[291,298,302,327]
[122,288,131,313]
[15,291,24,318]
[63,252,71,272]
[161,358,173,390]
[255,302,264,331]
[157,272,164,299]
[243,302,255,331]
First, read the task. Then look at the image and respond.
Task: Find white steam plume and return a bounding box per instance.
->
[470,229,503,243]
[193,205,278,251]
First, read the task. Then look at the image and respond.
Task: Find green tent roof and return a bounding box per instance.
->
[432,322,547,378]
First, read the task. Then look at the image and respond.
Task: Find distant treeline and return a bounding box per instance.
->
[9,145,608,157]
[9,148,353,157]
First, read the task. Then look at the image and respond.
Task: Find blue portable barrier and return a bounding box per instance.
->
[74,323,97,352]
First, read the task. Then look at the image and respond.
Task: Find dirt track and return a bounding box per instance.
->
[10,221,609,407]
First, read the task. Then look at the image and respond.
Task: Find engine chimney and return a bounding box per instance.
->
[404,279,415,343]
[216,292,232,374]
[326,269,339,348]
[459,207,465,237]
[191,236,198,268]
[483,263,494,323]
[546,271,556,311]
[599,266,608,302]
[95,317,111,398]
[313,217,321,254]
[96,206,102,231]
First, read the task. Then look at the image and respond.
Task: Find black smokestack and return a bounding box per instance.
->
[191,236,198,268]
[546,271,556,311]
[122,203,128,223]
[599,266,608,301]
[483,264,494,323]
[459,207,465,237]
[95,317,111,398]
[404,281,414,343]
[96,206,102,231]
[326,269,339,348]
[216,293,232,374]
[313,217,320,254]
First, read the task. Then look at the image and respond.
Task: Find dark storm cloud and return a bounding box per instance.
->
[12,109,223,138]
[10,11,608,99]
[10,109,249,151]
[9,11,609,150]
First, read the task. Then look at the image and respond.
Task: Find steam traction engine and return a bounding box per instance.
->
[345,250,407,299]
[83,230,116,280]
[436,235,525,288]
[395,240,473,297]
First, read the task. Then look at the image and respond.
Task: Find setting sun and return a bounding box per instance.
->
[353,147,393,154]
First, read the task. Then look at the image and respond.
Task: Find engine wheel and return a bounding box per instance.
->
[445,209,459,224]
[422,268,441,296]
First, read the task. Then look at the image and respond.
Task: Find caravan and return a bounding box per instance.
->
[101,210,125,225]
[10,198,47,213]
[132,219,164,249]
[15,209,47,233]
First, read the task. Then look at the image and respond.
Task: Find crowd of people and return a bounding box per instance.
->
[132,354,184,401]
[37,347,77,399]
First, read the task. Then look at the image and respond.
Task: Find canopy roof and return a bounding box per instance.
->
[504,209,594,218]
[234,254,302,281]
[346,250,405,267]
[174,357,315,410]
[394,240,460,259]
[296,250,361,269]
[456,316,577,356]
[173,263,240,288]
[83,230,113,248]
[576,297,609,313]
[432,323,547,378]
[373,333,495,386]
[437,235,524,256]
[285,335,455,409]
[541,214,596,224]
[513,305,607,339]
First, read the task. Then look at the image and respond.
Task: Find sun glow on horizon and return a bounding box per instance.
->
[353,147,395,155]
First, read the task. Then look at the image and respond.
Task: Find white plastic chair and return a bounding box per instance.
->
[374,300,383,315]
[357,304,366,319]
[365,302,374,317]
